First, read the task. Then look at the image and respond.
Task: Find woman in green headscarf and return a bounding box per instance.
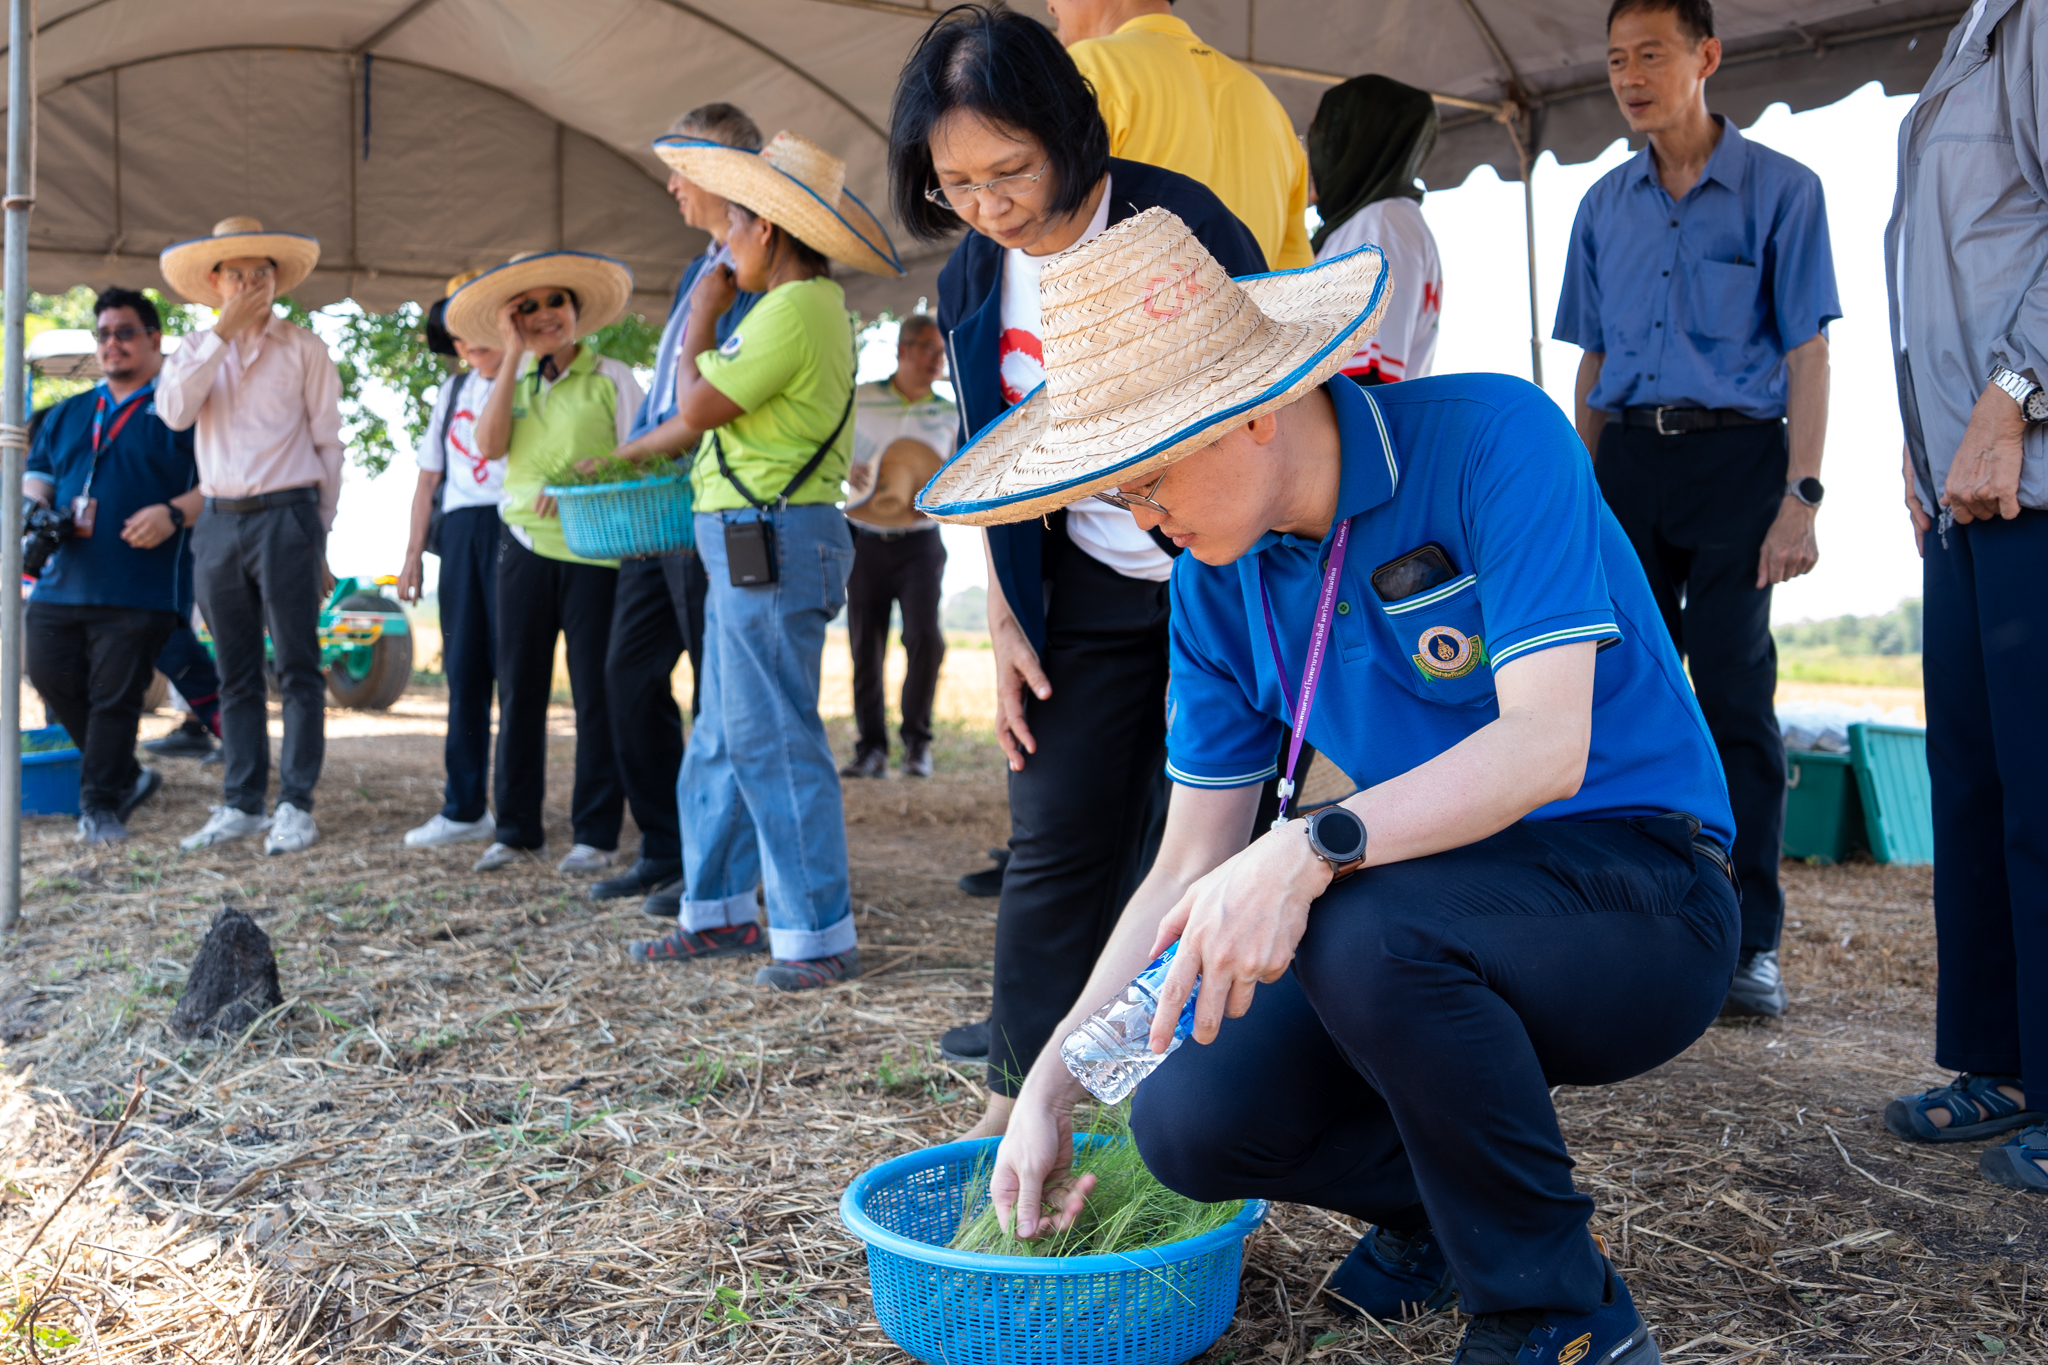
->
[1308,74,1444,385]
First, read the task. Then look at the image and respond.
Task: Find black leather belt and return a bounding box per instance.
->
[1621,406,1782,436]
[847,521,930,541]
[1694,835,1737,889]
[204,486,319,514]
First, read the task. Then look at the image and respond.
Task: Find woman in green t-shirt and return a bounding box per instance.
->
[627,130,902,990]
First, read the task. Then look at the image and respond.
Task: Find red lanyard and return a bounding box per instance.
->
[1256,516,1354,827]
[91,386,148,454]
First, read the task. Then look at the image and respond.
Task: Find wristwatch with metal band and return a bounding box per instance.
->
[1785,477,1824,508]
[1989,364,2048,422]
[1304,805,1368,880]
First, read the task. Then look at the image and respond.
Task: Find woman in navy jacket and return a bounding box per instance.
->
[890,4,1265,1135]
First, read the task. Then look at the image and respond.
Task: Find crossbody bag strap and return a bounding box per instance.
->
[711,361,857,512]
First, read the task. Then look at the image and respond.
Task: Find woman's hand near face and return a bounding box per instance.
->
[496,299,527,360]
[692,263,740,322]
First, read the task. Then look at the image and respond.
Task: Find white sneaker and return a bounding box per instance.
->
[474,841,539,873]
[403,813,495,848]
[179,805,271,852]
[264,802,319,855]
[556,844,615,876]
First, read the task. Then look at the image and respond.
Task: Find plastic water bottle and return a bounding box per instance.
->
[1060,942,1200,1104]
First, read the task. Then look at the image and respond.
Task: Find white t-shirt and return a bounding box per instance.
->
[1000,179,1173,583]
[416,371,502,512]
[1316,198,1442,385]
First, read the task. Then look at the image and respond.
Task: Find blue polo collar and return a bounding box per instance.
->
[1628,114,1746,198]
[1249,379,1399,555]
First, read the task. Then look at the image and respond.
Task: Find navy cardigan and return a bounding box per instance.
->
[935,158,1267,652]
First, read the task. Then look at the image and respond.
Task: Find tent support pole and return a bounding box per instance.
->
[1501,100,1543,389]
[0,0,31,932]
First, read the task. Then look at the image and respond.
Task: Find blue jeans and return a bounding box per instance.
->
[678,506,857,960]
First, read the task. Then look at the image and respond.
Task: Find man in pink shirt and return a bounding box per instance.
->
[155,217,343,857]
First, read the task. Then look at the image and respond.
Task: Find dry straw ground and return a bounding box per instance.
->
[0,691,2037,1363]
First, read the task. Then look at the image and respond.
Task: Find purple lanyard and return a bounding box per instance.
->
[1256,516,1353,827]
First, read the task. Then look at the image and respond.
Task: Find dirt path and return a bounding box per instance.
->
[0,693,2031,1362]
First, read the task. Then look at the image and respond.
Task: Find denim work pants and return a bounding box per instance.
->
[26,602,179,811]
[192,496,326,813]
[678,506,856,961]
[1923,509,2048,1101]
[436,506,499,824]
[1131,816,1738,1318]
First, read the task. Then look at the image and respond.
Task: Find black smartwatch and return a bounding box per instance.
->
[1786,477,1824,509]
[165,502,186,530]
[1304,805,1368,880]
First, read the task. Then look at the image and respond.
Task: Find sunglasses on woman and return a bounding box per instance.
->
[515,292,571,315]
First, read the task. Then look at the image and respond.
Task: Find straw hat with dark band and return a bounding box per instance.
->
[916,209,1389,526]
[159,216,320,308]
[653,131,903,278]
[443,251,635,351]
[851,438,945,529]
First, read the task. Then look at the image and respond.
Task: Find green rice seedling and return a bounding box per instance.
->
[949,1103,1242,1258]
[551,451,685,488]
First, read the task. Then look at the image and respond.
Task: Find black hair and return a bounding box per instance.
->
[729,203,832,274]
[93,286,160,333]
[888,5,1110,243]
[424,298,457,356]
[671,102,763,150]
[1607,0,1714,43]
[897,313,940,343]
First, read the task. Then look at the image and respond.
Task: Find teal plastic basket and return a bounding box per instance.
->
[1848,723,1933,866]
[840,1136,1266,1365]
[21,726,81,817]
[543,470,693,560]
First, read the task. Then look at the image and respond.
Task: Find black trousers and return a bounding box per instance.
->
[492,531,621,850]
[1923,510,2048,1100]
[990,522,1171,1095]
[26,602,179,812]
[1595,421,1786,954]
[661,549,709,719]
[155,622,221,734]
[192,496,327,813]
[605,555,688,862]
[437,506,500,823]
[846,525,947,758]
[1132,816,1738,1317]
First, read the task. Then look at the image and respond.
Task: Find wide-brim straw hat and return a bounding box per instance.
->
[853,437,946,528]
[159,216,320,308]
[653,131,903,277]
[917,208,1389,526]
[444,251,635,350]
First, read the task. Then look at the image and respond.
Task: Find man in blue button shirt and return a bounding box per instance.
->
[1554,0,1839,1019]
[921,210,1736,1365]
[24,288,201,844]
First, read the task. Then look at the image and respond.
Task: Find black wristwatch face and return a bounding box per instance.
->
[1308,807,1366,862]
[1795,477,1824,507]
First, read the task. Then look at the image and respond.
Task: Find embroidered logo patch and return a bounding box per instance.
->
[1557,1332,1593,1365]
[1412,625,1484,680]
[719,331,744,358]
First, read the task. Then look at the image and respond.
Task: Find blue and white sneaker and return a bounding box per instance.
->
[1453,1254,1658,1365]
[1324,1224,1456,1321]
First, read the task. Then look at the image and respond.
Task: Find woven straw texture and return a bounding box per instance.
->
[654,131,902,277]
[160,216,321,307]
[444,251,635,350]
[917,209,1388,526]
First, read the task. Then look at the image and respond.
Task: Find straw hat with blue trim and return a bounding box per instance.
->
[159,216,321,308]
[443,251,635,351]
[915,208,1389,526]
[653,130,903,277]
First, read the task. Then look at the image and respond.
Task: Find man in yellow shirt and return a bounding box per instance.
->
[1051,0,1313,269]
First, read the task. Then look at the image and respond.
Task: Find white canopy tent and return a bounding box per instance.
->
[0,0,1970,925]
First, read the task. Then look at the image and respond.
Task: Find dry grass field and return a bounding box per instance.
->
[0,657,2031,1363]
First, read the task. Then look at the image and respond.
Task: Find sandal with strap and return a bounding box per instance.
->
[1980,1125,2048,1192]
[1884,1074,2041,1143]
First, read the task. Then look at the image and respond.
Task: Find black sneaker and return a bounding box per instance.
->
[902,744,933,778]
[1452,1256,1656,1365]
[755,949,861,992]
[143,719,216,760]
[628,922,768,963]
[940,1018,990,1063]
[1722,948,1787,1018]
[640,879,686,921]
[76,809,128,845]
[589,858,682,902]
[958,856,1006,898]
[115,766,163,823]
[1326,1224,1456,1321]
[840,748,888,779]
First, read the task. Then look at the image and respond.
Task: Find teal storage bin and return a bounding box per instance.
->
[1784,749,1865,864]
[21,726,81,817]
[1849,723,1934,866]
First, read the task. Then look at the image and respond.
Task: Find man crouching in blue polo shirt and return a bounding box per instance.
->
[918,208,1737,1365]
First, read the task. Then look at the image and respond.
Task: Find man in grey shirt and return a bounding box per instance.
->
[1882,0,2048,1194]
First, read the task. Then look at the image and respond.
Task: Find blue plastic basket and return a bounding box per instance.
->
[21,726,81,817]
[543,470,693,560]
[840,1136,1266,1365]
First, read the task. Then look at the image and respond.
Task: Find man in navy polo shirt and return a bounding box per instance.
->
[1554,0,1839,1018]
[25,287,201,844]
[921,211,1736,1365]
